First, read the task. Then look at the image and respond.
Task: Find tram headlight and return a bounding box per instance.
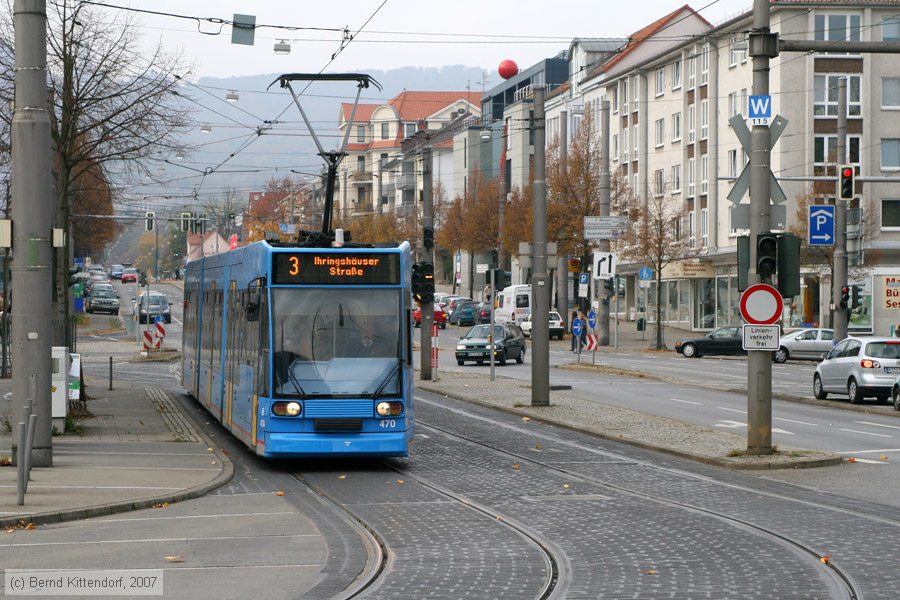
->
[272,401,302,417]
[376,401,403,416]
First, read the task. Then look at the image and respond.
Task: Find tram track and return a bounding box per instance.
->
[414,408,862,600]
[286,464,564,599]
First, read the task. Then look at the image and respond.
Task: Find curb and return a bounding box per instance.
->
[0,390,234,529]
[416,380,843,471]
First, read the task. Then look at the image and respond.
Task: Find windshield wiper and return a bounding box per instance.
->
[370,359,401,399]
[286,363,308,399]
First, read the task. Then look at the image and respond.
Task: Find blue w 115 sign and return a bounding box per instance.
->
[748,95,772,125]
[809,205,835,246]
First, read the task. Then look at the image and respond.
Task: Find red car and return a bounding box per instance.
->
[120,268,138,283]
[413,306,447,329]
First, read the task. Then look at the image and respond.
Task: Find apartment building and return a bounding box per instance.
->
[336,91,481,218]
[570,1,900,335]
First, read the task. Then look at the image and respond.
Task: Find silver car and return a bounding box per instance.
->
[814,337,900,403]
[774,328,834,363]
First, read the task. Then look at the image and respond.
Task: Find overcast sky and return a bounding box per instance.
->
[114,0,754,80]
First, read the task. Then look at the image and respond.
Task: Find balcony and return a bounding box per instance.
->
[397,173,416,190]
[350,170,373,183]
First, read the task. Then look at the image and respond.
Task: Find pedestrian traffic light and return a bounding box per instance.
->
[180,212,191,232]
[145,211,154,231]
[838,165,855,200]
[840,285,850,309]
[139,271,148,287]
[756,232,778,278]
[423,226,434,250]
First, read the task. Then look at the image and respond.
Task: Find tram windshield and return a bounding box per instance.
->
[272,288,402,398]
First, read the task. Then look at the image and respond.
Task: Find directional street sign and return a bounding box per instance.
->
[583,334,599,351]
[638,266,653,281]
[572,318,584,338]
[587,310,596,329]
[584,215,628,240]
[808,205,835,246]
[593,251,617,279]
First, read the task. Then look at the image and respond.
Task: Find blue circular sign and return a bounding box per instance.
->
[639,266,653,280]
[572,318,584,337]
[587,310,596,329]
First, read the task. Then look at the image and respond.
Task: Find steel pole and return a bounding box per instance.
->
[833,78,849,342]
[420,146,434,380]
[558,111,569,322]
[12,0,53,467]
[599,99,611,346]
[747,0,774,455]
[531,87,550,407]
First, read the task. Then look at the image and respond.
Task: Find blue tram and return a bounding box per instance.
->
[181,240,415,458]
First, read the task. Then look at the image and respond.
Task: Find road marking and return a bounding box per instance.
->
[837,448,900,455]
[855,421,900,431]
[95,511,296,523]
[839,428,893,438]
[717,407,747,414]
[670,398,703,405]
[847,458,889,465]
[713,419,793,434]
[1,534,320,548]
[774,417,817,427]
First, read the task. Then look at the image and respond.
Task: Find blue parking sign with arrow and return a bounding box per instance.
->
[808,205,835,246]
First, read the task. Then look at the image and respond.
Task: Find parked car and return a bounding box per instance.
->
[445,296,472,320]
[519,311,565,340]
[137,292,171,324]
[774,328,834,363]
[449,301,478,326]
[121,268,138,283]
[814,337,900,403]
[413,305,447,329]
[476,302,492,324]
[85,289,120,315]
[455,323,526,366]
[675,326,744,358]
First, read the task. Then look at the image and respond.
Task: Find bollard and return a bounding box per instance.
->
[16,421,25,506]
[24,414,36,485]
[109,356,113,390]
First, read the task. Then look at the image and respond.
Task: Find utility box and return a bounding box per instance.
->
[51,346,71,431]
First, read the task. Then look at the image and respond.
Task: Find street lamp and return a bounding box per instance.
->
[480,128,491,141]
[200,123,211,133]
[273,40,291,55]
[225,90,239,103]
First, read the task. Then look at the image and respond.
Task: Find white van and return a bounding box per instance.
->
[494,284,532,324]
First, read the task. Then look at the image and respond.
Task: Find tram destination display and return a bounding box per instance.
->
[272,252,401,285]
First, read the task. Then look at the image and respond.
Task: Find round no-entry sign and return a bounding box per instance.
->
[740,284,783,325]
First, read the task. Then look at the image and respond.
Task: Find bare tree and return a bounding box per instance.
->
[620,182,700,350]
[0,0,192,346]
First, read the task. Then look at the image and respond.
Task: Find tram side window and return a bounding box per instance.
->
[258,289,269,396]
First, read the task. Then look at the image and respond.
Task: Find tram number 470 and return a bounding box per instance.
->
[379,419,397,429]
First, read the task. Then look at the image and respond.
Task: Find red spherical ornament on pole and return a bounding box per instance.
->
[498,59,519,80]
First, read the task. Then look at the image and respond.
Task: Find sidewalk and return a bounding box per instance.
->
[0,316,232,527]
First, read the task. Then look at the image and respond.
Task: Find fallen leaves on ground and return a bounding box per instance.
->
[165,555,184,563]
[396,479,405,485]
[337,475,346,480]
[152,502,169,509]
[0,456,11,466]
[820,554,831,564]
[644,569,658,575]
[846,458,857,463]
[534,443,542,450]
[512,464,521,470]
[881,455,888,461]
[521,416,531,422]
[273,491,285,496]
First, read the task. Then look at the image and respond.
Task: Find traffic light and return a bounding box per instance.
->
[139,270,148,287]
[180,212,191,232]
[838,164,855,200]
[603,278,615,297]
[412,262,434,303]
[850,284,861,310]
[756,232,778,278]
[840,285,850,309]
[145,211,154,231]
[775,233,801,298]
[422,226,434,250]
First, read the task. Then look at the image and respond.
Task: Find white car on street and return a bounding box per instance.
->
[519,311,565,340]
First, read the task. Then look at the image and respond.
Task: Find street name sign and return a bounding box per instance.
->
[742,324,780,351]
[584,215,628,240]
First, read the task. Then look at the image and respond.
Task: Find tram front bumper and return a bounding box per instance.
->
[261,431,411,458]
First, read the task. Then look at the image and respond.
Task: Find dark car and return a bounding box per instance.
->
[449,301,478,326]
[137,293,171,324]
[675,326,744,358]
[455,323,526,366]
[476,302,492,324]
[85,289,120,315]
